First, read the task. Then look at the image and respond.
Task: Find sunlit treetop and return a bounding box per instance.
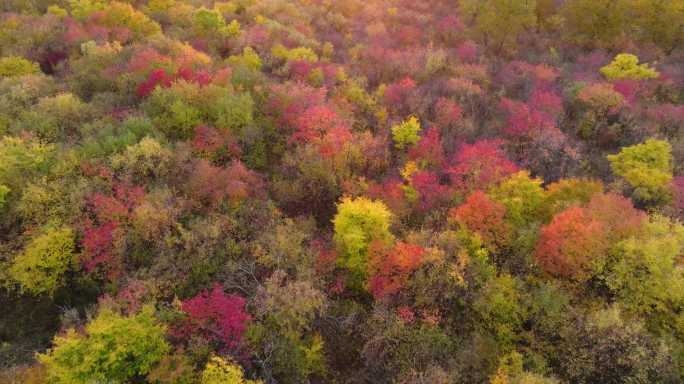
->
[607,138,673,205]
[391,116,422,150]
[535,206,608,280]
[460,0,536,53]
[271,44,319,63]
[0,56,40,77]
[9,225,77,295]
[489,171,546,227]
[600,54,659,81]
[333,197,393,280]
[193,7,241,37]
[603,215,684,320]
[576,83,625,112]
[227,47,262,71]
[38,305,169,384]
[201,355,262,384]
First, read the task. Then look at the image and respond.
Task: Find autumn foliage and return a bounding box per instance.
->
[450,191,511,250]
[535,206,608,279]
[2,0,684,383]
[448,140,519,193]
[175,284,250,352]
[367,241,425,300]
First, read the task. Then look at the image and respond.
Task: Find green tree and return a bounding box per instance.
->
[0,56,40,77]
[607,138,673,206]
[460,0,537,52]
[333,197,393,280]
[560,0,629,48]
[68,0,106,20]
[558,306,679,383]
[0,184,9,211]
[600,53,659,80]
[602,215,684,329]
[473,274,527,348]
[489,171,546,227]
[9,226,76,295]
[249,271,327,382]
[0,136,54,207]
[271,44,319,63]
[227,47,262,72]
[193,7,240,38]
[17,93,93,141]
[38,305,170,384]
[391,116,422,150]
[489,351,560,383]
[101,2,161,39]
[542,178,603,219]
[632,0,684,54]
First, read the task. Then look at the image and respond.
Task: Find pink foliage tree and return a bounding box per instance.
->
[81,183,145,277]
[188,160,264,209]
[448,139,518,193]
[409,127,445,168]
[175,284,251,352]
[434,97,463,128]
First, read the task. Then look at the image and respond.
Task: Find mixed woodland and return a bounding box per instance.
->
[1,0,684,383]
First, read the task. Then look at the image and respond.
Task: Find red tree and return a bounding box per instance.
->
[267,82,327,131]
[673,176,684,220]
[191,125,241,161]
[456,40,479,62]
[175,284,251,352]
[81,183,144,277]
[188,160,263,208]
[499,98,556,138]
[434,97,463,128]
[368,178,411,217]
[82,221,119,275]
[367,241,425,300]
[137,67,213,98]
[535,207,607,280]
[411,170,449,212]
[449,191,511,249]
[585,192,646,241]
[409,127,445,168]
[529,90,563,117]
[290,104,347,144]
[384,77,417,110]
[448,139,518,193]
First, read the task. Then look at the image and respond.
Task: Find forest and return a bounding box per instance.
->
[0,0,684,383]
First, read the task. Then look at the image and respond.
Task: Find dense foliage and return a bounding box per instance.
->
[1,0,684,383]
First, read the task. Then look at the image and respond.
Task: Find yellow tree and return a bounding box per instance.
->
[333,197,393,282]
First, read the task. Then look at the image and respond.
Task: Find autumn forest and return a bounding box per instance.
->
[1,0,684,383]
